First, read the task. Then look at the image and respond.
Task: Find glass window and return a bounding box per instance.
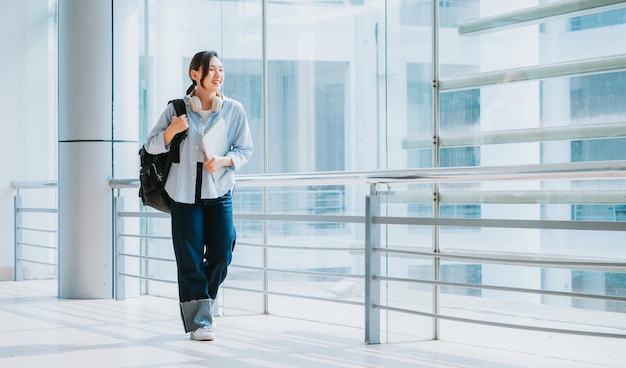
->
[130,0,626,341]
[569,7,626,31]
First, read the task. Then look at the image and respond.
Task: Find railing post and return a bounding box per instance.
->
[14,193,23,281]
[114,194,126,300]
[365,184,381,344]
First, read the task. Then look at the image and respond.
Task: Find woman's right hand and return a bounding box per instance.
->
[164,114,189,146]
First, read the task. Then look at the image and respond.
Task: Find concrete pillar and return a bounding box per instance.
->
[58,0,114,298]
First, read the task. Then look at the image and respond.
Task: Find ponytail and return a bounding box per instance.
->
[186,81,196,96]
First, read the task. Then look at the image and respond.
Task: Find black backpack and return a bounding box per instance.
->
[138,99,187,213]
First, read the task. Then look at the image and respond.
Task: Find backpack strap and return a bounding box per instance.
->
[169,98,186,117]
[163,99,188,180]
[168,98,188,142]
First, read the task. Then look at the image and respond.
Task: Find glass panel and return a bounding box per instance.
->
[222,0,263,175]
[132,0,626,348]
[393,2,433,170]
[266,0,386,173]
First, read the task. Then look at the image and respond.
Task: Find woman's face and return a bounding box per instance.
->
[200,56,224,93]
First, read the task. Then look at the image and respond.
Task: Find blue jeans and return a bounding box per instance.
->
[170,191,236,303]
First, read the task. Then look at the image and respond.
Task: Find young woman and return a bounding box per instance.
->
[144,50,253,341]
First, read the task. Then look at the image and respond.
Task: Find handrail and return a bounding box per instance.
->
[11,180,57,191]
[107,160,626,190]
[10,180,57,188]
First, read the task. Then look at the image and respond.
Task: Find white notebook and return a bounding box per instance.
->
[202,117,230,180]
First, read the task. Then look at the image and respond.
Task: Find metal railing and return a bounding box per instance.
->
[11,160,626,343]
[11,181,58,281]
[110,160,626,343]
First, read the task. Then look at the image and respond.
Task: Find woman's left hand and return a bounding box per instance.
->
[204,156,232,172]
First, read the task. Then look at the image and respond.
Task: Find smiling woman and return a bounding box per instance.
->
[143,50,253,341]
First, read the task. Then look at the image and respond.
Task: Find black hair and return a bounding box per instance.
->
[186,50,221,95]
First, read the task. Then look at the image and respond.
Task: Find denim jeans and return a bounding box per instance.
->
[170,173,236,332]
[170,192,235,300]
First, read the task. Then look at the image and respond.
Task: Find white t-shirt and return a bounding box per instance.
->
[198,109,213,161]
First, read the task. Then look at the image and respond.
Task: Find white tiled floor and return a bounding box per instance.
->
[0,280,622,368]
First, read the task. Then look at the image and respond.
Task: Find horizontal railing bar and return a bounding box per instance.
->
[131,240,622,269]
[457,0,626,35]
[439,55,626,93]
[118,253,175,263]
[119,212,365,223]
[11,180,57,189]
[17,241,57,250]
[120,242,626,270]
[17,258,57,267]
[346,161,626,185]
[235,213,364,223]
[230,264,363,279]
[120,275,364,307]
[206,191,626,212]
[119,233,171,241]
[119,272,177,283]
[381,190,626,205]
[237,241,362,252]
[16,208,57,214]
[375,304,626,339]
[118,211,170,219]
[17,226,57,234]
[373,216,626,232]
[221,285,363,306]
[119,233,364,246]
[109,161,626,189]
[375,276,626,303]
[440,190,626,204]
[108,179,139,189]
[402,122,626,150]
[375,248,626,270]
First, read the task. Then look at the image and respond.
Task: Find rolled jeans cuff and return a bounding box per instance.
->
[180,299,214,333]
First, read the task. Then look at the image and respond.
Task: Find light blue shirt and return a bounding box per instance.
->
[144,95,253,203]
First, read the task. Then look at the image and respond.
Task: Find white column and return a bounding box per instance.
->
[58,0,114,298]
